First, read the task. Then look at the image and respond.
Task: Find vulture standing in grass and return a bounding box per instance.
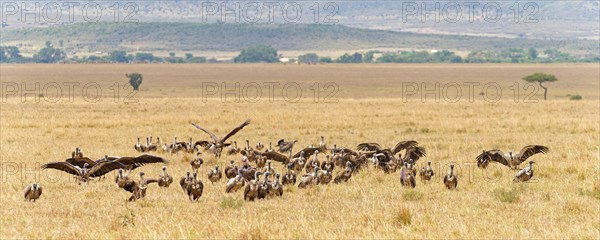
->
[24,183,42,202]
[71,147,84,158]
[298,166,320,189]
[134,138,147,152]
[187,172,204,202]
[419,161,434,183]
[227,141,240,155]
[224,160,238,179]
[208,165,222,184]
[244,171,262,201]
[476,145,549,169]
[514,161,535,182]
[191,119,251,158]
[282,164,297,185]
[158,166,173,187]
[129,172,158,201]
[269,173,284,197]
[400,163,416,188]
[255,142,264,151]
[226,169,247,193]
[257,172,272,199]
[180,172,192,193]
[443,164,458,190]
[190,153,204,171]
[115,169,131,189]
[334,161,354,184]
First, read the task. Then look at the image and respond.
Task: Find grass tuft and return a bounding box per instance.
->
[402,189,423,201]
[393,206,412,227]
[220,196,243,209]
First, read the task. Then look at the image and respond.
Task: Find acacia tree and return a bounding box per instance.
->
[522,72,557,100]
[126,73,143,91]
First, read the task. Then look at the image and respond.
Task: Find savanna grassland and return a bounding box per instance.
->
[0,64,599,239]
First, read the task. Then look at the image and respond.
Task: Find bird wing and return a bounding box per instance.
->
[145,179,159,184]
[41,162,81,176]
[479,149,509,167]
[191,122,220,142]
[65,157,96,168]
[23,185,31,198]
[262,151,291,164]
[38,185,42,196]
[194,140,211,149]
[221,119,251,142]
[338,148,360,156]
[404,146,426,162]
[356,143,382,152]
[114,154,168,170]
[293,147,321,158]
[391,140,419,155]
[515,145,549,164]
[87,161,126,177]
[96,156,121,162]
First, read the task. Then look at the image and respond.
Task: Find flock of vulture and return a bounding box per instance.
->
[24,119,550,203]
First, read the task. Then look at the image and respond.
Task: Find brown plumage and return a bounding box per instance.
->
[24,183,42,202]
[334,161,354,184]
[128,172,158,201]
[257,172,272,199]
[400,163,416,188]
[277,139,298,154]
[476,145,549,169]
[180,172,192,193]
[244,171,262,201]
[158,166,173,187]
[298,167,319,189]
[191,119,251,158]
[226,169,247,193]
[443,164,458,190]
[419,161,435,182]
[514,161,535,182]
[269,173,283,197]
[224,160,238,179]
[227,141,240,155]
[190,153,204,171]
[357,140,418,155]
[208,165,222,184]
[41,161,125,184]
[186,172,204,202]
[282,163,297,185]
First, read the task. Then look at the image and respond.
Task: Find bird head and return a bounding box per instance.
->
[32,183,38,190]
[215,165,219,171]
[162,166,167,171]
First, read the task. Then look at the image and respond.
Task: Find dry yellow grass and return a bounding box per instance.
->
[0,64,599,239]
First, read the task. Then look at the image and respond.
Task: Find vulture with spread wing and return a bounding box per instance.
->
[191,119,251,158]
[476,145,549,169]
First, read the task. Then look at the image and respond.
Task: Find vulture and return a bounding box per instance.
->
[244,171,262,201]
[134,138,147,152]
[318,136,327,151]
[71,147,84,158]
[187,172,204,202]
[262,160,276,178]
[514,161,535,182]
[41,161,125,184]
[298,167,320,189]
[115,169,132,189]
[305,150,321,174]
[277,139,298,154]
[227,141,240,155]
[226,169,247,193]
[398,146,427,165]
[317,168,333,184]
[224,160,238,179]
[282,163,297,185]
[419,161,435,182]
[476,145,549,169]
[99,154,168,171]
[180,172,192,193]
[191,119,251,158]
[400,163,416,188]
[269,173,283,197]
[257,172,272,199]
[128,172,158,201]
[443,164,458,190]
[334,161,354,184]
[255,142,264,151]
[147,137,159,151]
[190,153,204,171]
[357,140,418,155]
[321,155,334,172]
[24,183,42,202]
[158,166,173,187]
[208,165,222,184]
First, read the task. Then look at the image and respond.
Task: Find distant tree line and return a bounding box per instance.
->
[1,43,598,64]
